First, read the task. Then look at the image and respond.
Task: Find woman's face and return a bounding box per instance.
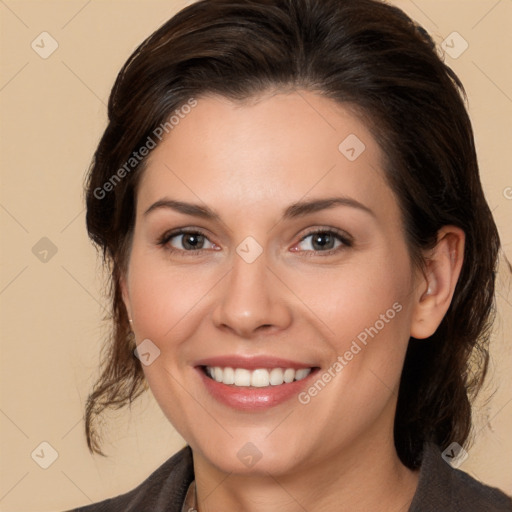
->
[122,91,425,475]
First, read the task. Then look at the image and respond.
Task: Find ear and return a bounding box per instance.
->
[120,272,133,323]
[410,226,465,339]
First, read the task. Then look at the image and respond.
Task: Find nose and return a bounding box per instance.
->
[212,251,293,338]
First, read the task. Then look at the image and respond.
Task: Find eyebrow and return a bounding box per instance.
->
[143,196,375,220]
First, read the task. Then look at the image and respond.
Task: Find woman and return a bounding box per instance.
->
[74,0,512,510]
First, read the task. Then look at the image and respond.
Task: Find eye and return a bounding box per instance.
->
[158,229,217,252]
[293,229,352,255]
[157,228,351,256]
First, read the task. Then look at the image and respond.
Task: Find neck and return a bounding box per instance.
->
[191,435,419,512]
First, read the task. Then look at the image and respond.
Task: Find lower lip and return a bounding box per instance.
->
[196,367,319,411]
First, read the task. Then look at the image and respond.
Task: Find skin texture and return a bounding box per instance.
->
[121,91,465,512]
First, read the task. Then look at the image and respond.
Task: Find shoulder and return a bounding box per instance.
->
[410,443,512,512]
[67,445,194,512]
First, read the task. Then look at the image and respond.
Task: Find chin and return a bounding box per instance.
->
[193,434,305,476]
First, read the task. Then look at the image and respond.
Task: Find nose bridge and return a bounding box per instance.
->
[212,246,291,336]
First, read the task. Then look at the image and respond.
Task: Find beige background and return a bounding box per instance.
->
[0,1,511,510]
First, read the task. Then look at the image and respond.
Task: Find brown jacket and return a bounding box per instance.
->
[71,443,512,511]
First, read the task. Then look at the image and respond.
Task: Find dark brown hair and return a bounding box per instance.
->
[84,0,500,468]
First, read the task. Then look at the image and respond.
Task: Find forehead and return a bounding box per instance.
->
[137,91,399,224]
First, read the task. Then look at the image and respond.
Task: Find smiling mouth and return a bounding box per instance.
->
[201,365,318,387]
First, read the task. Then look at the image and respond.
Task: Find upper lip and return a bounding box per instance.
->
[194,355,318,370]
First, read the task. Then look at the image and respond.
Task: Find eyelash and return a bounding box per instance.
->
[157,228,215,257]
[157,227,353,257]
[296,228,353,257]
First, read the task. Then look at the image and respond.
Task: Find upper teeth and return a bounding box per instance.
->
[205,367,312,387]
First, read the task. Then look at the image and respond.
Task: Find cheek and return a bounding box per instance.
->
[294,285,412,442]
[301,254,414,398]
[127,248,215,343]
[125,247,215,433]
[296,253,412,345]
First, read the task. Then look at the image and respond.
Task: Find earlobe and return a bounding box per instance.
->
[410,226,465,339]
